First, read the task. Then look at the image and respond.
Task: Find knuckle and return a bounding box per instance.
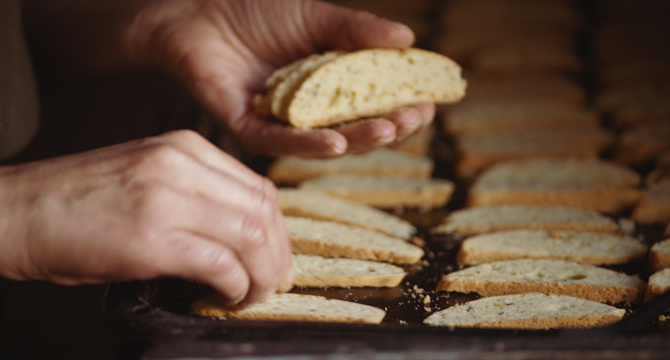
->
[206,249,250,303]
[162,129,202,145]
[203,246,238,277]
[239,215,268,250]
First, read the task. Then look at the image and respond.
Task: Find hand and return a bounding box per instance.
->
[0,130,292,307]
[124,0,435,157]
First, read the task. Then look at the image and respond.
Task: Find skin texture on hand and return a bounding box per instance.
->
[0,130,293,307]
[121,0,435,157]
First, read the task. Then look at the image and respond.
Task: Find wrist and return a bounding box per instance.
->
[0,166,32,281]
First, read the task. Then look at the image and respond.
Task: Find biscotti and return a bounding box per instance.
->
[395,124,436,156]
[468,41,583,74]
[454,129,615,178]
[632,180,670,224]
[648,238,670,274]
[467,158,642,213]
[442,100,600,136]
[278,188,416,239]
[192,292,386,324]
[284,216,424,265]
[644,268,670,302]
[437,259,646,304]
[614,121,670,165]
[431,204,619,236]
[292,254,406,288]
[298,175,455,210]
[457,73,588,106]
[268,148,434,185]
[424,293,625,329]
[457,230,648,266]
[254,48,466,129]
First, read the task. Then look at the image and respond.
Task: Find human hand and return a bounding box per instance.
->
[124,0,435,157]
[0,130,292,307]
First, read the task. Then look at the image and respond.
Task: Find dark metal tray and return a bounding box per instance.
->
[104,207,670,359]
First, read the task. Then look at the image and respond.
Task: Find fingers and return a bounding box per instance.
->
[233,102,435,158]
[306,2,415,51]
[127,169,292,306]
[332,118,396,154]
[103,131,293,305]
[331,103,436,154]
[234,114,348,158]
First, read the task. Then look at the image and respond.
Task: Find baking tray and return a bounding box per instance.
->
[103,199,670,359]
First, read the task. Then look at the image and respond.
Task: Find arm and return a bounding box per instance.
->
[0,130,293,307]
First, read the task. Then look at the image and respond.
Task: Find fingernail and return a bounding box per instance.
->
[332,142,346,155]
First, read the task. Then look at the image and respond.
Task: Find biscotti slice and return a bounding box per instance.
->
[467,158,642,214]
[424,293,625,329]
[298,175,455,210]
[431,204,619,236]
[284,216,423,265]
[644,268,670,302]
[292,255,406,288]
[469,41,583,74]
[454,129,615,178]
[632,180,670,224]
[614,121,670,165]
[461,73,588,106]
[255,48,466,129]
[268,148,434,185]
[457,230,648,266]
[442,100,600,136]
[648,238,670,273]
[278,188,416,239]
[256,51,345,120]
[192,292,386,324]
[437,259,646,304]
[395,124,435,156]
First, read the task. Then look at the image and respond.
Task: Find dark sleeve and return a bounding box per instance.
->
[0,0,39,160]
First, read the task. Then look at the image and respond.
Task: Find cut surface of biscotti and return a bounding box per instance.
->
[257,51,345,120]
[255,48,466,129]
[437,259,646,304]
[467,158,642,213]
[284,216,424,265]
[192,292,386,324]
[292,254,406,288]
[424,293,625,329]
[268,148,434,185]
[644,268,670,302]
[454,129,615,178]
[648,238,670,274]
[457,230,648,266]
[431,204,619,236]
[298,175,455,210]
[278,188,416,239]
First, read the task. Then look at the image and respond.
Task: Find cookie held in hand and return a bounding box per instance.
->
[254,48,466,129]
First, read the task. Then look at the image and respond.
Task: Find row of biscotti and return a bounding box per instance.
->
[588,2,670,229]
[590,1,670,141]
[192,188,432,324]
[431,0,607,180]
[434,0,585,75]
[425,203,652,329]
[266,145,457,212]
